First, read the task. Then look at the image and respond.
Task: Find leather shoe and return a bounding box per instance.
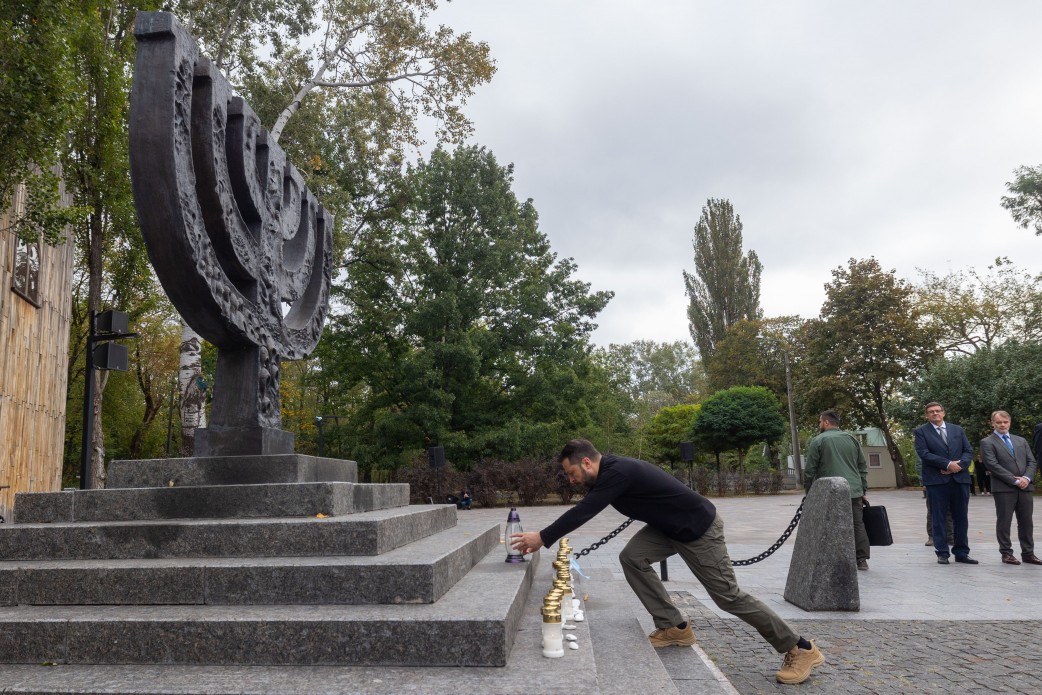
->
[1002,553,1021,565]
[1022,553,1042,565]
[955,556,978,564]
[937,557,950,565]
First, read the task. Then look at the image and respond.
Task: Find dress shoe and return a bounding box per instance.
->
[937,557,950,565]
[1002,553,1021,565]
[955,556,978,565]
[1022,553,1042,565]
[924,540,933,546]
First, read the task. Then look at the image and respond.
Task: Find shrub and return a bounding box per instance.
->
[395,457,463,504]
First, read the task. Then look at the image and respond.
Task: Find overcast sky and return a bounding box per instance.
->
[430,1,1042,348]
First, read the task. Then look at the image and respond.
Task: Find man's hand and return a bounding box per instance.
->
[511,531,543,555]
[946,461,962,473]
[1016,476,1030,490]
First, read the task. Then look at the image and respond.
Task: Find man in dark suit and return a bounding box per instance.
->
[980,410,1040,565]
[913,402,977,565]
[1034,422,1042,479]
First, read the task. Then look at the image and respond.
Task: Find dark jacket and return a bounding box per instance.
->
[539,455,717,547]
[914,422,973,486]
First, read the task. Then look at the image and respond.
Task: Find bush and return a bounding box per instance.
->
[394,457,463,504]
[693,465,715,496]
[555,468,585,504]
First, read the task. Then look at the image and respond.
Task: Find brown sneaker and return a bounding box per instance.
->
[776,640,825,684]
[648,623,696,648]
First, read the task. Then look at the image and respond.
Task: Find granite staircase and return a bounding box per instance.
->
[0,455,537,669]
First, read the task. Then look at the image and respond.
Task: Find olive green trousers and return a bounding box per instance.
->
[618,513,800,653]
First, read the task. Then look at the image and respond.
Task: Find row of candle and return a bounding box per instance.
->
[541,538,582,657]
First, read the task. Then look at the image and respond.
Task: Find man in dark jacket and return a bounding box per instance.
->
[913,401,977,565]
[510,439,824,685]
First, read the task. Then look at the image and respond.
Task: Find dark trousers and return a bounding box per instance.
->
[926,481,970,558]
[993,490,1034,555]
[851,498,870,562]
[924,492,954,543]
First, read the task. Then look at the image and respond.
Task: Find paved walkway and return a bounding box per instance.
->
[476,489,1042,694]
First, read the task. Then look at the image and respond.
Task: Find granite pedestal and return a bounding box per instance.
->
[0,455,537,669]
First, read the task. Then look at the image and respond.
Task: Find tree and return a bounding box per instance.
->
[683,198,762,362]
[689,386,786,470]
[905,342,1042,443]
[644,403,700,467]
[1001,165,1042,236]
[914,259,1042,356]
[801,258,940,487]
[706,316,803,398]
[594,340,704,458]
[0,0,89,243]
[322,146,613,470]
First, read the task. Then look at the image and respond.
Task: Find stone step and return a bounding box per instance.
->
[0,543,538,668]
[0,520,500,606]
[0,505,456,561]
[106,454,357,489]
[14,482,408,524]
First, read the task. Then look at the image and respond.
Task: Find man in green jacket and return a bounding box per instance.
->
[804,410,870,571]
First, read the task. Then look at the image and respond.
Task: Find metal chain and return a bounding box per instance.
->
[730,499,804,566]
[573,518,635,558]
[572,498,805,567]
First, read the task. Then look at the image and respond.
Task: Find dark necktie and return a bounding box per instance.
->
[1002,434,1014,455]
[937,427,947,444]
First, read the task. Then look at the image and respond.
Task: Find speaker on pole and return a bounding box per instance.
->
[680,441,695,462]
[428,445,445,469]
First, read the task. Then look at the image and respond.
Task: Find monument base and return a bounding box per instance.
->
[195,426,295,456]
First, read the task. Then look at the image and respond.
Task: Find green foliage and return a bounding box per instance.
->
[905,341,1042,443]
[683,198,763,361]
[800,258,940,487]
[706,316,802,399]
[0,0,86,227]
[644,403,701,466]
[1001,164,1042,236]
[321,145,616,469]
[689,386,785,468]
[914,259,1042,355]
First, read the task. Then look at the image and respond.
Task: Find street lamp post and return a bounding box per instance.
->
[80,310,138,489]
[780,347,803,486]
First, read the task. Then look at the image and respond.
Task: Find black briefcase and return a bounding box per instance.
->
[862,500,893,546]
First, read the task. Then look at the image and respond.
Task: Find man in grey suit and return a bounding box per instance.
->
[980,410,1040,565]
[913,402,977,565]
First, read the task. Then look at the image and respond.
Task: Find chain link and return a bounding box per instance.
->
[572,498,805,567]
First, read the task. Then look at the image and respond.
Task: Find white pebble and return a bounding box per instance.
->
[562,623,576,630]
[565,634,578,642]
[573,611,585,622]
[568,642,579,650]
[572,598,581,610]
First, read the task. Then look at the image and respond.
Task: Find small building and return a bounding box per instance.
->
[851,427,897,489]
[0,179,75,520]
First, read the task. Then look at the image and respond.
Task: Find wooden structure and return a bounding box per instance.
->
[0,180,75,520]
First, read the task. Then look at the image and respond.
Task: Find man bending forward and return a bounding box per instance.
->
[511,439,824,685]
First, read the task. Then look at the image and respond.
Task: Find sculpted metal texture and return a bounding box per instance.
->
[129,12,332,454]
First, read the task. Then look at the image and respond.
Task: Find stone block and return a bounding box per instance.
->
[0,506,456,561]
[783,476,859,611]
[106,455,357,489]
[0,544,538,667]
[13,483,410,524]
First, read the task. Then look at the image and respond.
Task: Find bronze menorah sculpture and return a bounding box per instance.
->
[129,12,332,456]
